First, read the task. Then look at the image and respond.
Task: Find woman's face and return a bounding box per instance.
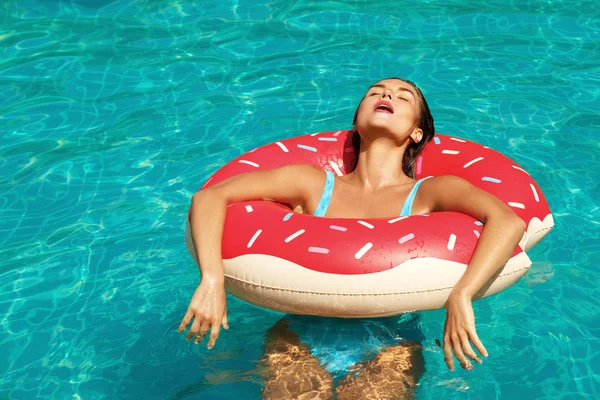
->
[354,79,421,142]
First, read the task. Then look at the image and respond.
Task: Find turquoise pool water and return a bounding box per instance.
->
[1,0,599,398]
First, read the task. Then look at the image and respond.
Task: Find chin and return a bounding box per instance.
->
[361,120,397,137]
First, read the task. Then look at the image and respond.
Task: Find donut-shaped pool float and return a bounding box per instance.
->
[185,130,553,318]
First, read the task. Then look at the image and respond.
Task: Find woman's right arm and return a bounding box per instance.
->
[178,164,323,348]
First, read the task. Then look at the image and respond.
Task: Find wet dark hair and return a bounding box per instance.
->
[351,77,435,178]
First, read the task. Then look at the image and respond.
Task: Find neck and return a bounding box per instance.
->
[347,136,413,191]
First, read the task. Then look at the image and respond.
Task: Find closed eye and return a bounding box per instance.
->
[369,92,407,101]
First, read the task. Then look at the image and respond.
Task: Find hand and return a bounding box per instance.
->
[178,275,228,349]
[443,291,488,371]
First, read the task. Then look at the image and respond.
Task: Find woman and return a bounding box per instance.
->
[179,77,525,390]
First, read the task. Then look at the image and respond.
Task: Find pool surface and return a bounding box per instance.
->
[1,0,599,399]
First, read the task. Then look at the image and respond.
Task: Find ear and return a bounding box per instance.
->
[411,128,423,144]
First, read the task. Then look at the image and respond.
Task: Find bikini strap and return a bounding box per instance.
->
[314,170,335,217]
[400,176,433,217]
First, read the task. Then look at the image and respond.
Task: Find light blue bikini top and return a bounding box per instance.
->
[313,170,431,217]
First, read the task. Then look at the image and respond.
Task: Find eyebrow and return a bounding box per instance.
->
[369,84,416,98]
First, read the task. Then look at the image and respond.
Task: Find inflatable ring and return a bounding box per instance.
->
[185,130,553,317]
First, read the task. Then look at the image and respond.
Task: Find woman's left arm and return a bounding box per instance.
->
[423,175,526,372]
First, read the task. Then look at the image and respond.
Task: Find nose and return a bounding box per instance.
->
[380,89,392,100]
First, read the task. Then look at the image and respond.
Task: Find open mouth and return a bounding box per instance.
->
[373,100,394,114]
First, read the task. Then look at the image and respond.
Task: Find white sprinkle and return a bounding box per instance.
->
[355,242,373,259]
[357,220,374,229]
[450,137,466,142]
[483,146,490,149]
[388,216,409,224]
[447,234,457,251]
[473,230,480,238]
[442,150,460,155]
[308,246,329,254]
[284,229,305,243]
[275,142,289,152]
[530,183,539,202]
[329,160,343,176]
[239,160,259,168]
[245,205,253,213]
[508,202,525,209]
[463,157,484,168]
[333,130,342,137]
[329,225,347,232]
[398,233,415,244]
[310,132,320,136]
[247,229,262,248]
[249,148,258,153]
[512,165,530,175]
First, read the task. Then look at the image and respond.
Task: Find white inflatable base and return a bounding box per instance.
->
[520,213,554,251]
[185,220,532,318]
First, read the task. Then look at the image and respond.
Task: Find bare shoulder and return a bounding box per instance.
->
[413,175,470,215]
[419,175,477,197]
[420,175,515,219]
[273,163,327,191]
[279,163,328,207]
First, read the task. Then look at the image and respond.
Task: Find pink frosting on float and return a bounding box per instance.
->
[188,130,552,275]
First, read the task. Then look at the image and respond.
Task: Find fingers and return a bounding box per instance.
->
[178,310,194,333]
[468,328,488,358]
[443,337,455,372]
[445,333,480,371]
[194,318,211,344]
[452,336,472,370]
[460,334,482,365]
[186,315,202,340]
[207,322,221,349]
[178,290,228,347]
[180,308,228,349]
[442,297,489,372]
[221,306,229,330]
[443,331,488,371]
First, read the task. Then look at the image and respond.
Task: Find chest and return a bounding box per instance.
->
[295,181,429,219]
